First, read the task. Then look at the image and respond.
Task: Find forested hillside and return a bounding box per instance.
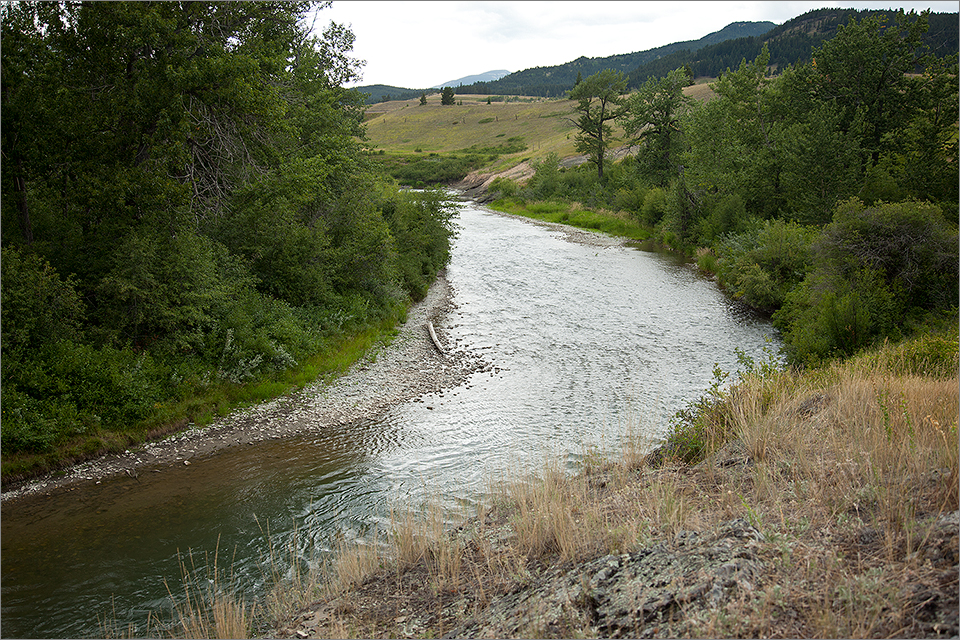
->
[455,20,775,97]
[627,7,959,85]
[1,2,457,479]
[489,9,958,366]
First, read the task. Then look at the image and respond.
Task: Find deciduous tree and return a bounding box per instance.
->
[619,67,692,186]
[568,69,627,181]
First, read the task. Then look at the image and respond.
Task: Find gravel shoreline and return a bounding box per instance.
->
[1,271,487,504]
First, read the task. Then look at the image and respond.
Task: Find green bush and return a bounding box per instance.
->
[526,152,561,199]
[489,177,519,199]
[773,198,958,365]
[817,198,959,310]
[2,341,166,453]
[381,187,458,301]
[1,246,85,365]
[775,267,902,365]
[698,193,746,244]
[715,219,817,313]
[641,187,668,226]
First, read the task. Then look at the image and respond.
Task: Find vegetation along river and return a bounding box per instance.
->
[1,201,780,638]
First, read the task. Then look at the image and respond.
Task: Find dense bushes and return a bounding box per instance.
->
[773,199,958,364]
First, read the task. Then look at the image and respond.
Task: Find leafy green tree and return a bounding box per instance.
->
[0,1,458,466]
[810,10,932,168]
[619,67,692,186]
[441,86,456,105]
[568,69,627,181]
[682,46,789,219]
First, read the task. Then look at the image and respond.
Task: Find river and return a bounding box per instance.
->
[0,202,779,638]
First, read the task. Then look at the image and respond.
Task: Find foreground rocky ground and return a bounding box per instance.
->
[271,336,959,639]
[276,455,958,639]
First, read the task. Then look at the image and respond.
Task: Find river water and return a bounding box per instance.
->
[1,202,779,638]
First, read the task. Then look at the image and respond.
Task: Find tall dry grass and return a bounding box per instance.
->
[164,543,257,640]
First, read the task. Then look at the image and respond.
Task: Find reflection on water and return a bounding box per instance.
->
[1,204,779,638]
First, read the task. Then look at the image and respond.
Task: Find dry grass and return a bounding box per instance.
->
[164,543,257,639]
[363,95,580,161]
[269,336,957,638]
[363,83,719,176]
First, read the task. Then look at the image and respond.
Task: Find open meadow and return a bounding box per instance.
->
[362,81,717,176]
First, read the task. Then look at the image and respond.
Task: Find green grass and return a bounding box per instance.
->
[363,95,580,172]
[489,198,652,242]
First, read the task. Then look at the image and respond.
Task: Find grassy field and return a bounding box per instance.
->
[363,81,717,177]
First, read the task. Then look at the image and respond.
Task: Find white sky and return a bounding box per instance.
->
[312,1,957,89]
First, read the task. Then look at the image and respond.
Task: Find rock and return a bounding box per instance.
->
[445,519,766,638]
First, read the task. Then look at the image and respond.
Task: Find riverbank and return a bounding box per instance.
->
[274,336,958,639]
[1,271,485,504]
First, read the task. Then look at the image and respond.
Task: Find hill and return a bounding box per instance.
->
[455,20,775,97]
[354,84,432,105]
[354,8,957,105]
[627,7,959,86]
[433,69,511,89]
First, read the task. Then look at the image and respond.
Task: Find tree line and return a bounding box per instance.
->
[1,2,457,468]
[496,10,958,366]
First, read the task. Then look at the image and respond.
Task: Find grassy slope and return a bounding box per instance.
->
[363,82,717,182]
[364,94,578,160]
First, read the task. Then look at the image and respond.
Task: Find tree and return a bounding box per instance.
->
[441,86,455,105]
[568,69,627,181]
[619,67,692,186]
[810,11,933,168]
[420,92,427,105]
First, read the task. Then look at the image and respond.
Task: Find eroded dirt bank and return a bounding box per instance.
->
[1,271,486,504]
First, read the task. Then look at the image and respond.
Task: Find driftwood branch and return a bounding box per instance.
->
[427,320,445,356]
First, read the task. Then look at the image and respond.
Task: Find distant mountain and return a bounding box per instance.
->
[433,70,511,89]
[354,9,957,104]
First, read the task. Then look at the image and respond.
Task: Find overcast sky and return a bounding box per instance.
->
[312,1,957,89]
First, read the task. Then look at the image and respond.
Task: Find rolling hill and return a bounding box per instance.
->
[432,69,511,89]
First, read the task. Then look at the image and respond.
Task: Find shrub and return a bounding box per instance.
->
[488,177,519,199]
[816,198,958,310]
[715,219,817,313]
[775,268,902,365]
[640,187,668,226]
[1,246,85,366]
[526,152,561,199]
[698,193,746,244]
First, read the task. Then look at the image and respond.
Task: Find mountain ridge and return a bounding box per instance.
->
[432,69,511,89]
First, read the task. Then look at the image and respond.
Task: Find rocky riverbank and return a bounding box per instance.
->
[1,271,487,504]
[276,450,959,639]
